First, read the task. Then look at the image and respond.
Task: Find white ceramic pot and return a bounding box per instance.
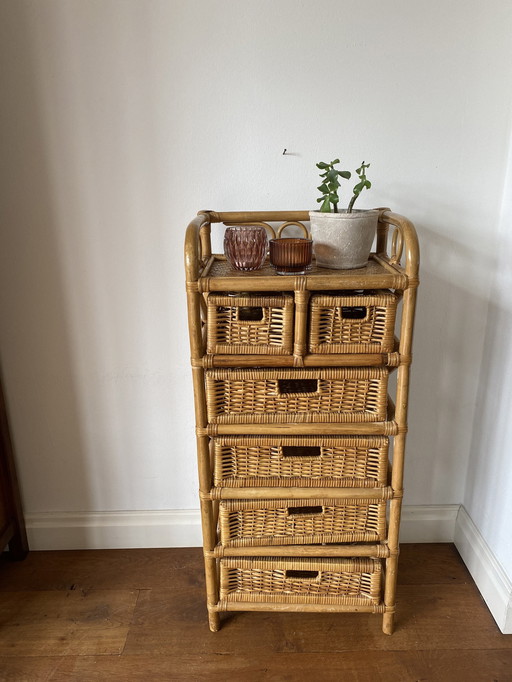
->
[309,209,378,269]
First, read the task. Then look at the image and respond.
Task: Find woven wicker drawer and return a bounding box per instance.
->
[219,557,382,605]
[218,497,387,546]
[206,368,389,424]
[308,290,398,354]
[213,436,389,488]
[206,292,294,355]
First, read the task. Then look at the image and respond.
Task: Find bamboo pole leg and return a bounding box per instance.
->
[204,553,220,631]
[200,496,220,630]
[382,607,395,635]
[208,607,221,632]
[382,551,399,634]
[383,495,402,635]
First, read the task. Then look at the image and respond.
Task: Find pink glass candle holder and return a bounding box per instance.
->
[223,226,268,271]
[269,237,313,275]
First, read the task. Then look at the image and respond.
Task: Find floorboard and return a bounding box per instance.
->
[0,544,510,681]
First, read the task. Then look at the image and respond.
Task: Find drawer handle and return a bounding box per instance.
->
[287,505,323,516]
[285,570,319,580]
[278,379,318,394]
[238,306,264,322]
[341,305,367,320]
[282,446,321,458]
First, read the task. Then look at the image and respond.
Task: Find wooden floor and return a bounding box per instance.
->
[0,544,510,681]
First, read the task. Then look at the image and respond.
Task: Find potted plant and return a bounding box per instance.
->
[309,158,378,269]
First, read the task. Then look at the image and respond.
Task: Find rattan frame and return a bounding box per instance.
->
[184,209,419,634]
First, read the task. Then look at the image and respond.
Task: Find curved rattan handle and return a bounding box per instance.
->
[389,226,404,265]
[276,222,310,239]
[376,210,419,278]
[185,214,210,281]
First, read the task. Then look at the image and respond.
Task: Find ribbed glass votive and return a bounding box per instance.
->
[224,226,268,271]
[269,238,313,275]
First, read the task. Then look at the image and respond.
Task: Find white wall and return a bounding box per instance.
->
[1,0,511,575]
[461,132,512,575]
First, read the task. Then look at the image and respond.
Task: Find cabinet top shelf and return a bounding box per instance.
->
[199,254,405,292]
[185,209,419,292]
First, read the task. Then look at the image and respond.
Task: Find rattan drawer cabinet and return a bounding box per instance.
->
[185,209,419,634]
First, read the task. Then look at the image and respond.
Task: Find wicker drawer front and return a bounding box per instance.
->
[218,498,387,546]
[206,293,294,355]
[309,290,398,354]
[213,436,389,488]
[206,368,388,424]
[220,557,382,605]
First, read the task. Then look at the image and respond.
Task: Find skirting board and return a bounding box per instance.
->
[25,504,459,551]
[454,505,512,634]
[25,510,203,552]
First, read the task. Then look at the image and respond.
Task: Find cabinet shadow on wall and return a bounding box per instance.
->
[399,223,496,506]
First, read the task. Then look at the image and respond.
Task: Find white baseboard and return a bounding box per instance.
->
[25,504,459,551]
[398,504,459,543]
[454,505,512,634]
[25,510,203,551]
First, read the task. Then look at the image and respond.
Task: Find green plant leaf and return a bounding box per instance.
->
[317,162,329,169]
[365,180,371,189]
[339,171,351,179]
[331,158,340,164]
[317,183,329,193]
[320,197,332,212]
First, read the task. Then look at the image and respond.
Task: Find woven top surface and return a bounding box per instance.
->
[203,256,402,287]
[208,258,386,278]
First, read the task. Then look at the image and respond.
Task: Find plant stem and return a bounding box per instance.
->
[347,194,357,213]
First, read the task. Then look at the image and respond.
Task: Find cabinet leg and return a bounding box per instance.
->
[208,609,221,632]
[5,533,29,561]
[203,552,220,631]
[382,611,394,635]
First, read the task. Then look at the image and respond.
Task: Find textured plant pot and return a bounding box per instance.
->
[309,209,378,269]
